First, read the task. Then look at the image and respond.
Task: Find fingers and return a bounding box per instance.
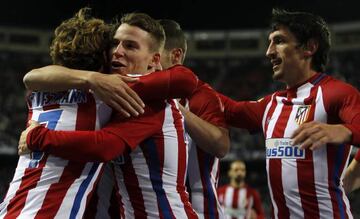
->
[111,75,145,116]
[27,120,40,127]
[120,75,139,83]
[126,87,145,108]
[113,93,144,117]
[18,131,31,155]
[107,100,131,118]
[309,136,328,150]
[292,124,319,146]
[298,131,324,150]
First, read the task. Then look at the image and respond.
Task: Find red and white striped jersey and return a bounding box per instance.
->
[0,90,112,219]
[221,73,360,219]
[217,184,265,219]
[25,99,199,219]
[110,100,198,219]
[185,81,227,219]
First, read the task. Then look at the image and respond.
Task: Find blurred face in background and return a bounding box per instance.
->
[228,161,246,183]
[110,23,160,76]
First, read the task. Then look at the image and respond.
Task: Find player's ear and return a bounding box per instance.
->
[303,39,318,57]
[149,52,161,69]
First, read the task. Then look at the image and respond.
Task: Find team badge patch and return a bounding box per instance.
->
[295,105,311,125]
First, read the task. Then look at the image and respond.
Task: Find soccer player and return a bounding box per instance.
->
[217,160,265,219]
[343,150,360,193]
[19,12,199,219]
[0,8,116,219]
[158,19,230,219]
[219,8,360,218]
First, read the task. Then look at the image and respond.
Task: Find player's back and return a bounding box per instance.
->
[0,89,112,219]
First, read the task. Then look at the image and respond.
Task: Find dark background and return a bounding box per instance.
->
[1,0,360,31]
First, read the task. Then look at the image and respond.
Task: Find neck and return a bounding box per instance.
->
[286,69,317,88]
[230,179,245,188]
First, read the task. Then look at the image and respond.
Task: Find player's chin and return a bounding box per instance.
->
[111,68,127,76]
[272,70,283,81]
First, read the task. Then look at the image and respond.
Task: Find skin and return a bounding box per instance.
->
[343,157,360,193]
[228,161,246,188]
[110,23,161,76]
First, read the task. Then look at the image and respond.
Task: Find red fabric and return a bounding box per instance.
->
[218,92,270,133]
[27,102,166,162]
[129,65,198,101]
[189,80,226,128]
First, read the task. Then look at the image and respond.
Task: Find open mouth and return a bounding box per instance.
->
[111,61,126,70]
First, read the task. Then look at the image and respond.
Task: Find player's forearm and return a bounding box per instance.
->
[23,65,93,91]
[27,126,129,162]
[180,106,230,158]
[343,158,360,193]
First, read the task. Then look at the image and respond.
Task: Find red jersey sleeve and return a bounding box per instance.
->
[218,93,270,133]
[27,103,164,162]
[323,79,360,146]
[128,65,198,101]
[188,81,226,128]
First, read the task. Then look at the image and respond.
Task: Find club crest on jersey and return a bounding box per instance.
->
[295,105,311,125]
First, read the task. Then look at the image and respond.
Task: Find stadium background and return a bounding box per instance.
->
[0,0,359,217]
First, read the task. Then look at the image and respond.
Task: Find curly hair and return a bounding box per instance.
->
[50,7,115,71]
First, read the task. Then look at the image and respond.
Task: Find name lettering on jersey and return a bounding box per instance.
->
[295,105,311,125]
[266,138,305,159]
[28,90,88,108]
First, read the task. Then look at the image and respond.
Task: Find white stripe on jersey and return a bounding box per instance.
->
[313,87,333,218]
[265,159,277,219]
[224,187,234,209]
[162,102,188,218]
[0,157,27,217]
[1,91,112,219]
[132,146,160,218]
[265,96,284,219]
[54,162,103,219]
[19,156,68,218]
